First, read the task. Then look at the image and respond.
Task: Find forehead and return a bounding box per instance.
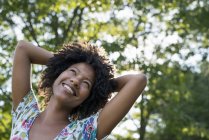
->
[69,62,95,80]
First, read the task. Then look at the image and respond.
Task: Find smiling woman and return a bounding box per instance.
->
[52,63,96,111]
[10,40,147,140]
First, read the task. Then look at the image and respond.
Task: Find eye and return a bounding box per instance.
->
[69,69,76,75]
[82,80,91,89]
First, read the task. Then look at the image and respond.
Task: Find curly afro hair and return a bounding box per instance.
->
[38,42,117,119]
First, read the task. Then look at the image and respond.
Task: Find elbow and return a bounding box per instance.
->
[15,40,29,55]
[16,40,27,49]
[136,73,147,88]
[13,40,29,60]
[132,74,147,96]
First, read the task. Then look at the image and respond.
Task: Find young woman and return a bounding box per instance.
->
[11,40,147,140]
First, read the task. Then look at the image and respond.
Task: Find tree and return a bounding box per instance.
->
[0,0,209,139]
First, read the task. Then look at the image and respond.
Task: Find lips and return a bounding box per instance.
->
[62,83,76,96]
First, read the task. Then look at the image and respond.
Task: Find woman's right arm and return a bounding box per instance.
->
[12,40,53,110]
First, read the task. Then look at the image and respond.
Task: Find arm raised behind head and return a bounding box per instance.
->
[12,40,53,110]
[97,73,147,139]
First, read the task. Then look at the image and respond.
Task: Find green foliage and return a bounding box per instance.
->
[0,0,209,139]
[145,62,209,140]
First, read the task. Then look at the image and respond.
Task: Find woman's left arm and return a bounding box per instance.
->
[97,73,147,139]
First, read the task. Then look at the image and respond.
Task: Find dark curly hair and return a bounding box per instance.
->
[38,42,117,119]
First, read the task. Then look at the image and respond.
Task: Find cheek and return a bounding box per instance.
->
[54,72,68,84]
[53,77,60,88]
[80,88,91,98]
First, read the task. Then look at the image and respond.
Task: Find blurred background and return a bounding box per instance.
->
[0,0,209,140]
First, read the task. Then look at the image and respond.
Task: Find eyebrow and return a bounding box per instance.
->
[72,67,93,85]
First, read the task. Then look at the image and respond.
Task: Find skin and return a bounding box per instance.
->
[12,40,147,139]
[51,63,95,111]
[29,63,95,140]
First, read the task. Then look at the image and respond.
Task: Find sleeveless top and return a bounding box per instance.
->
[10,90,100,140]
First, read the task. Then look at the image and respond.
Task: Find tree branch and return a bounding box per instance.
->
[63,6,80,41]
[139,93,150,140]
[20,14,40,47]
[50,12,60,46]
[77,8,84,33]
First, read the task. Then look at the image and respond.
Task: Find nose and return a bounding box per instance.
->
[70,77,79,88]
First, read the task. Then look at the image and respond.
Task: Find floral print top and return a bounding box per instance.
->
[10,90,99,140]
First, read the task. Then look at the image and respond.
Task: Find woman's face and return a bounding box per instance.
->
[52,62,95,109]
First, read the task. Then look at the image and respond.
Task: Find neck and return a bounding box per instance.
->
[39,96,72,125]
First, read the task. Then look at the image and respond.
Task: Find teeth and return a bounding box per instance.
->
[63,84,74,96]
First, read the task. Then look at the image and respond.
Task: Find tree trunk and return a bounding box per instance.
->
[139,93,148,140]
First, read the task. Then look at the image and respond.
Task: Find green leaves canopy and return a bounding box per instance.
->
[0,0,208,139]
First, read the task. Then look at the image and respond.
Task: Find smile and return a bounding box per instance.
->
[62,83,76,96]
